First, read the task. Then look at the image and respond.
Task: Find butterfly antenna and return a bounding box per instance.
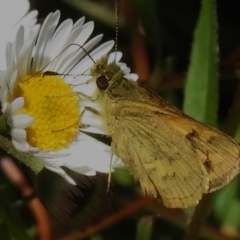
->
[114,0,119,62]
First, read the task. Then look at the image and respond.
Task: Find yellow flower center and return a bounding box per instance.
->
[14,72,80,151]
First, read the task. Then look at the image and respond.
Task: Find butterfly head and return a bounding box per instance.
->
[91,55,124,91]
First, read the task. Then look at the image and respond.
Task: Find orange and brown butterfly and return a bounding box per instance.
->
[80,53,240,209]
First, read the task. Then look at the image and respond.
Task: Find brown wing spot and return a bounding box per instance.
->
[203,153,213,173]
[161,172,176,181]
[185,129,199,141]
[152,111,164,116]
[207,136,216,144]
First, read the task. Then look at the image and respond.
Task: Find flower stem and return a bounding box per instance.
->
[0,135,43,173]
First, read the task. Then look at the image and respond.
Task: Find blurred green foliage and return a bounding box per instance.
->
[1,0,240,239]
[0,171,36,240]
[183,0,218,127]
[136,216,154,240]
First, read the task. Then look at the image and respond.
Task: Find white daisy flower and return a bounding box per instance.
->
[0,10,126,184]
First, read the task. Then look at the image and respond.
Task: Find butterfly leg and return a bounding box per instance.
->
[80,106,108,134]
[80,106,100,121]
[77,92,95,101]
[107,154,113,192]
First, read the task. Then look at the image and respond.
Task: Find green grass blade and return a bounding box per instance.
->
[183,0,219,127]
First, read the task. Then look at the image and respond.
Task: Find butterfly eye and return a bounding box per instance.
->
[96,76,109,90]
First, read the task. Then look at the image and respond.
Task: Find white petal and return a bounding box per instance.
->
[68,75,92,85]
[73,81,96,97]
[12,114,34,128]
[74,21,94,46]
[61,34,103,76]
[10,97,24,114]
[70,41,114,75]
[118,63,130,74]
[46,19,73,59]
[35,152,70,159]
[11,128,26,140]
[123,67,130,74]
[79,168,96,176]
[111,155,124,168]
[124,73,139,82]
[29,147,40,153]
[58,18,85,51]
[9,70,18,95]
[47,43,80,72]
[12,139,29,152]
[81,110,104,127]
[90,41,115,60]
[5,42,13,68]
[53,132,121,174]
[0,68,10,93]
[72,17,85,31]
[15,26,24,60]
[32,11,61,70]
[2,102,9,113]
[18,29,39,76]
[73,139,119,172]
[107,51,122,64]
[19,10,38,29]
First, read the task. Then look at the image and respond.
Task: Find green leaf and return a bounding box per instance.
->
[113,168,134,187]
[234,125,240,142]
[183,0,219,126]
[224,200,240,231]
[136,216,154,240]
[212,177,240,223]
